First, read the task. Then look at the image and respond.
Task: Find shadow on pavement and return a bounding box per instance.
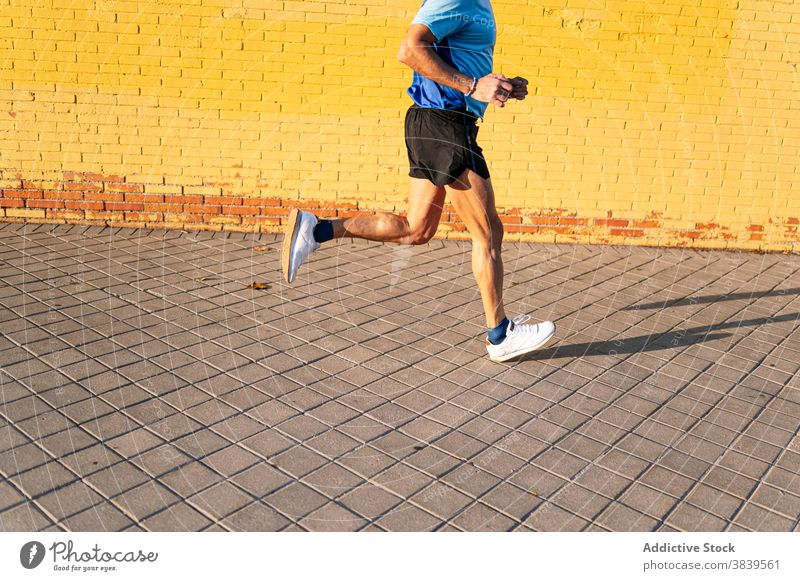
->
[623,287,800,311]
[518,311,800,362]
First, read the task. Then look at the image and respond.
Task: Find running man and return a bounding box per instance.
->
[282,0,555,362]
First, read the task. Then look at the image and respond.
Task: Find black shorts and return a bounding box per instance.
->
[404,104,490,187]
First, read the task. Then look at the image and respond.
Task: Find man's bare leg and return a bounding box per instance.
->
[329,178,446,245]
[283,178,446,282]
[446,168,507,328]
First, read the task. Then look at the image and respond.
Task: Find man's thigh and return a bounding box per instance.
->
[407,176,447,234]
[445,168,500,238]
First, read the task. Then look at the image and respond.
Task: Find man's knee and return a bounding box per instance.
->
[476,216,503,248]
[406,224,436,245]
[491,217,504,245]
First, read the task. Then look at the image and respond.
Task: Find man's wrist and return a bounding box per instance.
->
[465,77,478,98]
[453,72,475,95]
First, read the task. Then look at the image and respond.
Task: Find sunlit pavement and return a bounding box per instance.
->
[1,222,799,531]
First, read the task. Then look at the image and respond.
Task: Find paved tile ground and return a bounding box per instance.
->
[0,222,799,532]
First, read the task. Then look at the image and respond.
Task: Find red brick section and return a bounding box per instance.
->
[0,172,798,251]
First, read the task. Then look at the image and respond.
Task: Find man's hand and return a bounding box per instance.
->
[508,76,529,100]
[471,73,515,107]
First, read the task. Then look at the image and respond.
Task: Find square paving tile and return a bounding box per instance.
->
[63,502,136,532]
[189,482,252,520]
[373,503,440,532]
[141,503,213,532]
[340,484,403,520]
[114,480,180,521]
[264,482,328,519]
[451,502,516,531]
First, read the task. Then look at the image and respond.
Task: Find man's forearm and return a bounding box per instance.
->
[398,26,516,107]
[398,43,473,95]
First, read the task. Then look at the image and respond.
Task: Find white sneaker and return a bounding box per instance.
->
[486,315,556,362]
[282,209,320,283]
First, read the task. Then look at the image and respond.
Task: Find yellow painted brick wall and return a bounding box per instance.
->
[0,0,798,251]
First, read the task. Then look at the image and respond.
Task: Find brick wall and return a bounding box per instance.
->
[1,0,798,252]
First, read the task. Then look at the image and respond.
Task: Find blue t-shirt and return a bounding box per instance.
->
[407,0,496,119]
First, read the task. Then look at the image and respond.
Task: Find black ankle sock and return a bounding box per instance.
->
[313,220,334,243]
